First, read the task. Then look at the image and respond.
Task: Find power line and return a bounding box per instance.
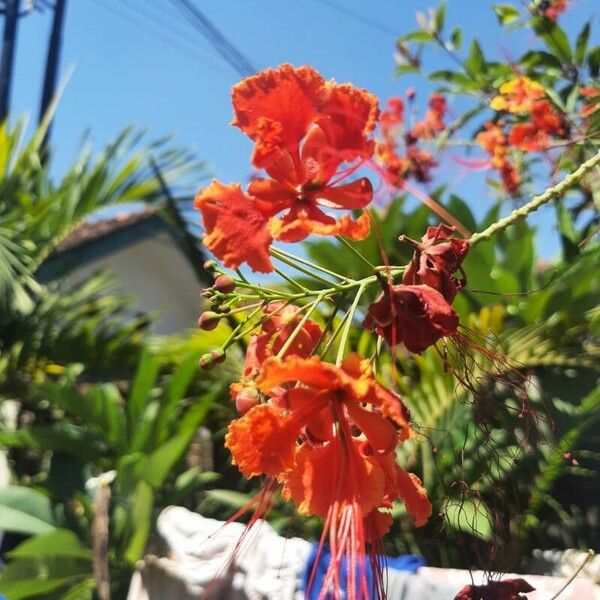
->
[91,0,223,73]
[127,0,213,53]
[313,0,399,37]
[168,0,255,77]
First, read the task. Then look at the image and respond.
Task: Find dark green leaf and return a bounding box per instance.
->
[532,16,572,62]
[450,27,462,50]
[575,23,591,65]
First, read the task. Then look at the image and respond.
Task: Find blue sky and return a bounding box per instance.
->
[11,0,597,256]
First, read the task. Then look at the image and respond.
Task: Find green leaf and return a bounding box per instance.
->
[444,498,493,540]
[0,486,57,534]
[588,46,600,78]
[464,40,485,78]
[395,64,420,76]
[434,0,446,32]
[123,481,154,564]
[397,30,435,44]
[450,27,462,50]
[205,489,253,510]
[532,16,572,62]
[8,529,92,560]
[127,345,161,438]
[493,4,520,25]
[0,505,56,535]
[575,23,591,65]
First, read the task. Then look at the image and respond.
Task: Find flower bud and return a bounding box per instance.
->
[406,87,416,101]
[214,275,236,293]
[198,311,220,330]
[203,259,218,272]
[235,387,259,414]
[210,348,226,364]
[199,353,216,371]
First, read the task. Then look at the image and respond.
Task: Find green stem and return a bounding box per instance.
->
[276,295,325,358]
[271,247,348,281]
[221,303,267,349]
[270,248,342,288]
[273,267,310,293]
[335,282,368,365]
[470,150,600,245]
[336,236,376,269]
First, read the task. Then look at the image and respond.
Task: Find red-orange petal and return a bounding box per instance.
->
[231,64,326,168]
[270,210,371,242]
[320,82,379,158]
[317,178,373,210]
[395,468,432,527]
[224,404,298,478]
[194,180,274,272]
[283,439,385,518]
[257,355,343,394]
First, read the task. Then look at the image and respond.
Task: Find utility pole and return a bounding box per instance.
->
[38,0,67,150]
[0,0,21,122]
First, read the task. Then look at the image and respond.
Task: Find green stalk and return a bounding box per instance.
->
[335,282,368,365]
[470,150,600,245]
[276,295,325,358]
[336,235,376,269]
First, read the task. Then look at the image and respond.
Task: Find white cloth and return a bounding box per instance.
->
[127,506,311,600]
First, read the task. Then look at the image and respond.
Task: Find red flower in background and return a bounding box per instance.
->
[195,64,379,271]
[454,578,535,600]
[410,93,448,140]
[541,0,568,21]
[375,92,447,188]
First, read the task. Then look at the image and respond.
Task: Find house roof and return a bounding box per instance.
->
[55,208,159,254]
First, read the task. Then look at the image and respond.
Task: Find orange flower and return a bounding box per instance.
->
[476,122,521,196]
[225,354,430,598]
[508,100,563,151]
[225,354,429,520]
[490,76,545,114]
[476,122,508,167]
[196,65,379,270]
[580,87,600,118]
[194,181,275,272]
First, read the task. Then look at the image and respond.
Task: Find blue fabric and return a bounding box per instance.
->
[302,543,426,599]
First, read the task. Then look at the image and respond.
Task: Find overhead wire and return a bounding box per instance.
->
[168,0,256,77]
[90,0,225,73]
[127,0,213,52]
[312,0,399,37]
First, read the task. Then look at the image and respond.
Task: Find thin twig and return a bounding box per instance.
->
[549,549,595,600]
[470,150,600,245]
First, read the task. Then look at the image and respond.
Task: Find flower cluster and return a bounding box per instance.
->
[375,92,448,187]
[194,64,474,600]
[478,76,565,195]
[195,64,379,273]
